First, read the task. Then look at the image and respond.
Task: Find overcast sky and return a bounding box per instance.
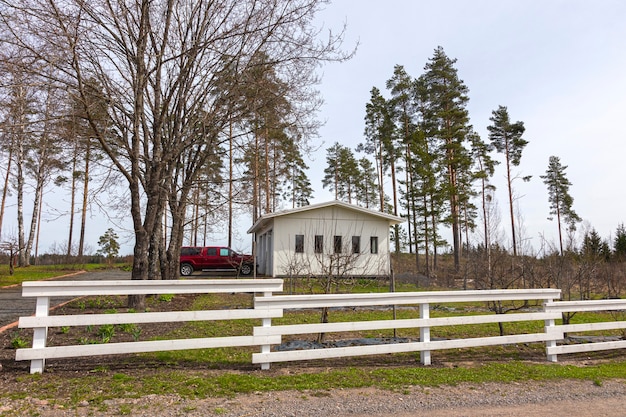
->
[308,0,626,254]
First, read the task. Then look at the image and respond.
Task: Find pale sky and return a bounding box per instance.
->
[309,0,626,254]
[3,0,625,256]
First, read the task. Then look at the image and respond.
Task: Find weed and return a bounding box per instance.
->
[131,326,142,341]
[213,407,227,414]
[10,333,29,349]
[158,294,175,302]
[117,323,142,341]
[118,404,133,415]
[118,323,136,333]
[61,326,71,334]
[98,324,115,343]
[593,378,603,387]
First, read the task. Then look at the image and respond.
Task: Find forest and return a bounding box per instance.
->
[0,1,624,303]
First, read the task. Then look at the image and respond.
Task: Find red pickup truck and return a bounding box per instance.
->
[179,246,254,276]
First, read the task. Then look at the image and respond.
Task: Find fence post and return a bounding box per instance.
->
[420,303,431,365]
[30,296,50,374]
[260,290,273,370]
[544,300,558,362]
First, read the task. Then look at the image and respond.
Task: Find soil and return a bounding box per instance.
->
[1,292,626,416]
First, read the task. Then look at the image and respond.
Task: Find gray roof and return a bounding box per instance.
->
[247,200,405,234]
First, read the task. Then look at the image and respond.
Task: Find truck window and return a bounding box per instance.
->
[207,248,217,256]
[219,248,230,257]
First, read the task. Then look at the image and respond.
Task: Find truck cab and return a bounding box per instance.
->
[179,246,254,276]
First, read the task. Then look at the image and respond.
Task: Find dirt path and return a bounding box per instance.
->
[4,379,624,416]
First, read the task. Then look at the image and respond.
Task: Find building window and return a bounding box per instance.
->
[314,235,323,253]
[295,234,304,253]
[370,236,378,254]
[333,235,342,254]
[352,236,361,254]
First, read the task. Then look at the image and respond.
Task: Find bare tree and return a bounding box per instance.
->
[1,0,351,308]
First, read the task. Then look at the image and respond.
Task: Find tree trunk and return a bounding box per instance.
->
[0,137,14,241]
[78,141,90,259]
[67,146,77,260]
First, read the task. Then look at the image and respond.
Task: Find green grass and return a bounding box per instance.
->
[6,360,626,407]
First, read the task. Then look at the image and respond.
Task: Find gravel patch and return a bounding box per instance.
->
[2,379,625,416]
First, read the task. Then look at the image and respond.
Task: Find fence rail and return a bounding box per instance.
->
[14,280,626,373]
[545,299,626,360]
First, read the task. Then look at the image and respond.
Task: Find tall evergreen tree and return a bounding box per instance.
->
[360,87,396,212]
[322,142,359,203]
[283,145,313,208]
[487,105,529,256]
[386,64,416,253]
[419,46,473,270]
[540,155,581,256]
[613,223,626,261]
[581,228,610,261]
[356,157,379,209]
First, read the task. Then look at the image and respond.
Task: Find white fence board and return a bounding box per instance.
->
[559,321,626,333]
[255,289,561,310]
[253,332,560,364]
[21,279,284,297]
[19,309,283,328]
[253,312,560,337]
[17,335,281,360]
[545,299,626,313]
[547,340,626,356]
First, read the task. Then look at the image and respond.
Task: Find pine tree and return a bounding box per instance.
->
[360,88,391,211]
[487,105,529,256]
[540,156,581,256]
[386,65,416,252]
[419,46,473,270]
[613,223,626,261]
[581,229,610,261]
[322,143,359,203]
[356,157,379,209]
[97,228,120,265]
[468,131,498,252]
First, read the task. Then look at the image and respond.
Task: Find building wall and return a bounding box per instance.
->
[270,205,392,277]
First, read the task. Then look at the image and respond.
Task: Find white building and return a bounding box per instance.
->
[247,200,404,278]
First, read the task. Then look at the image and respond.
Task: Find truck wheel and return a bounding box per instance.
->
[239,263,252,276]
[180,263,194,276]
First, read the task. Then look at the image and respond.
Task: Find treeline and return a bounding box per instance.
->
[320,46,611,279]
[466,223,626,299]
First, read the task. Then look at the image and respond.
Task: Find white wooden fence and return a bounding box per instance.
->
[253,289,562,368]
[545,299,626,361]
[15,280,626,374]
[16,279,283,373]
